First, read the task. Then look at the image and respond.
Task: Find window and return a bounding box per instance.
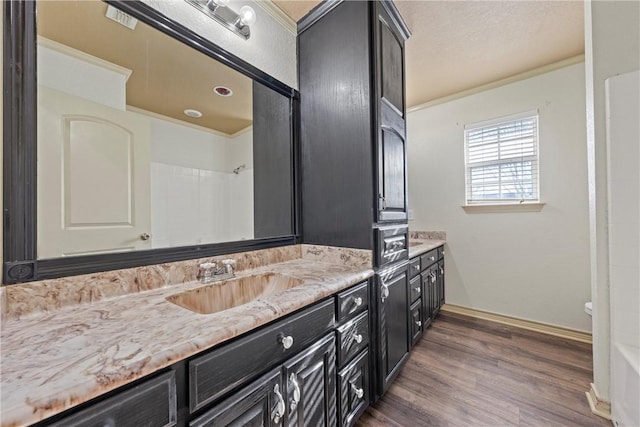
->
[464,112,539,204]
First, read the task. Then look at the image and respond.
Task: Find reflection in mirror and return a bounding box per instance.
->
[35,0,292,259]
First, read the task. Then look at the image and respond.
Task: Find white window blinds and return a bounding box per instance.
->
[464,113,539,204]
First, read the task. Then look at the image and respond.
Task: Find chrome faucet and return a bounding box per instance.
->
[198,259,237,283]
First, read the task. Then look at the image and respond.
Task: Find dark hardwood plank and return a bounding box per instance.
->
[358,312,612,427]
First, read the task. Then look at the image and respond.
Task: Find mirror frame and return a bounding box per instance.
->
[2,0,301,284]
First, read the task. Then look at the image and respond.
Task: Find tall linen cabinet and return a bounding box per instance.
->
[298,0,411,402]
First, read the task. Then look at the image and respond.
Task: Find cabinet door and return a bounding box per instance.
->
[375,4,408,223]
[438,260,445,307]
[190,368,284,427]
[376,265,410,394]
[410,300,422,347]
[421,271,432,329]
[282,334,337,427]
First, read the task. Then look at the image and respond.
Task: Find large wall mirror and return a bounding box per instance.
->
[3,0,299,284]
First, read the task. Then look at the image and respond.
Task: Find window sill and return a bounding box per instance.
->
[461,202,546,213]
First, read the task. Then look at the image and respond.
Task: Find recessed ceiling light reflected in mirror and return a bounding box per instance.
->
[183,108,203,118]
[213,86,233,97]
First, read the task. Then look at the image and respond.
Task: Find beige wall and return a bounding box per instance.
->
[407,63,592,332]
[584,0,640,401]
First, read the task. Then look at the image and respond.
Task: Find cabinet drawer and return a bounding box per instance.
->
[409,257,421,279]
[50,371,176,427]
[336,310,369,367]
[189,299,335,413]
[376,225,409,268]
[410,300,422,347]
[420,249,438,269]
[190,367,282,427]
[438,245,445,259]
[337,281,368,323]
[409,274,421,303]
[338,350,369,427]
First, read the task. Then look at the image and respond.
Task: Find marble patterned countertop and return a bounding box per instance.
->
[0,250,374,427]
[408,239,447,259]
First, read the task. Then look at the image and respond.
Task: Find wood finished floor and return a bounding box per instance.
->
[357,311,612,427]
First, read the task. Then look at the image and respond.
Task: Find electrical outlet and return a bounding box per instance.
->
[408,209,415,220]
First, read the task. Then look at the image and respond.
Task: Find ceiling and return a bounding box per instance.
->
[37,0,253,135]
[273,0,585,108]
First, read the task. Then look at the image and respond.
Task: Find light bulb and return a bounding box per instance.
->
[239,5,256,26]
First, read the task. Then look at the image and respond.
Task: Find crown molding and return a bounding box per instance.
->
[255,0,297,35]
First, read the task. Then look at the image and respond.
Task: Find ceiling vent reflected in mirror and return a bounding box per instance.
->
[105,5,138,30]
[185,0,256,40]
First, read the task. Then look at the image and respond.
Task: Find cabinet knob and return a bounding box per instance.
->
[414,286,421,293]
[353,333,363,344]
[353,296,363,307]
[272,384,285,424]
[140,232,151,241]
[430,256,435,261]
[440,267,444,274]
[280,335,294,350]
[351,384,364,399]
[415,320,422,327]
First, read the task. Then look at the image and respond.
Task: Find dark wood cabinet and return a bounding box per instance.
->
[375,263,410,394]
[410,300,423,347]
[49,371,177,427]
[375,4,408,223]
[337,350,370,427]
[413,246,445,332]
[298,0,410,250]
[283,334,337,427]
[190,368,283,427]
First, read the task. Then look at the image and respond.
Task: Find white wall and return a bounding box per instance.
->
[408,63,591,331]
[141,0,297,88]
[37,40,129,111]
[584,0,640,401]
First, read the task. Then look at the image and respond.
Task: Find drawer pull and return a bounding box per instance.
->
[351,384,364,399]
[415,320,422,327]
[289,373,301,412]
[280,335,294,350]
[353,296,363,307]
[381,284,390,303]
[430,272,436,283]
[353,333,363,344]
[430,256,435,261]
[413,264,420,271]
[413,286,421,293]
[440,266,444,274]
[273,384,285,424]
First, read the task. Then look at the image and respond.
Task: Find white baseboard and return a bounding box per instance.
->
[440,304,592,344]
[586,383,612,421]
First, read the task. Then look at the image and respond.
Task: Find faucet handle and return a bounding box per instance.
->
[199,262,217,270]
[221,259,236,274]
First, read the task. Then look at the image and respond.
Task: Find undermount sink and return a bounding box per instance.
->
[166,273,304,314]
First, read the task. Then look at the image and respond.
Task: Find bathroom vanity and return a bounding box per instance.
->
[0,0,446,426]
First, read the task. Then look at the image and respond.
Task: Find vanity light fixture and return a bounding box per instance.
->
[184,0,256,40]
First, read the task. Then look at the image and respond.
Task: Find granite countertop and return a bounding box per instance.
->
[0,257,374,427]
[408,239,446,259]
